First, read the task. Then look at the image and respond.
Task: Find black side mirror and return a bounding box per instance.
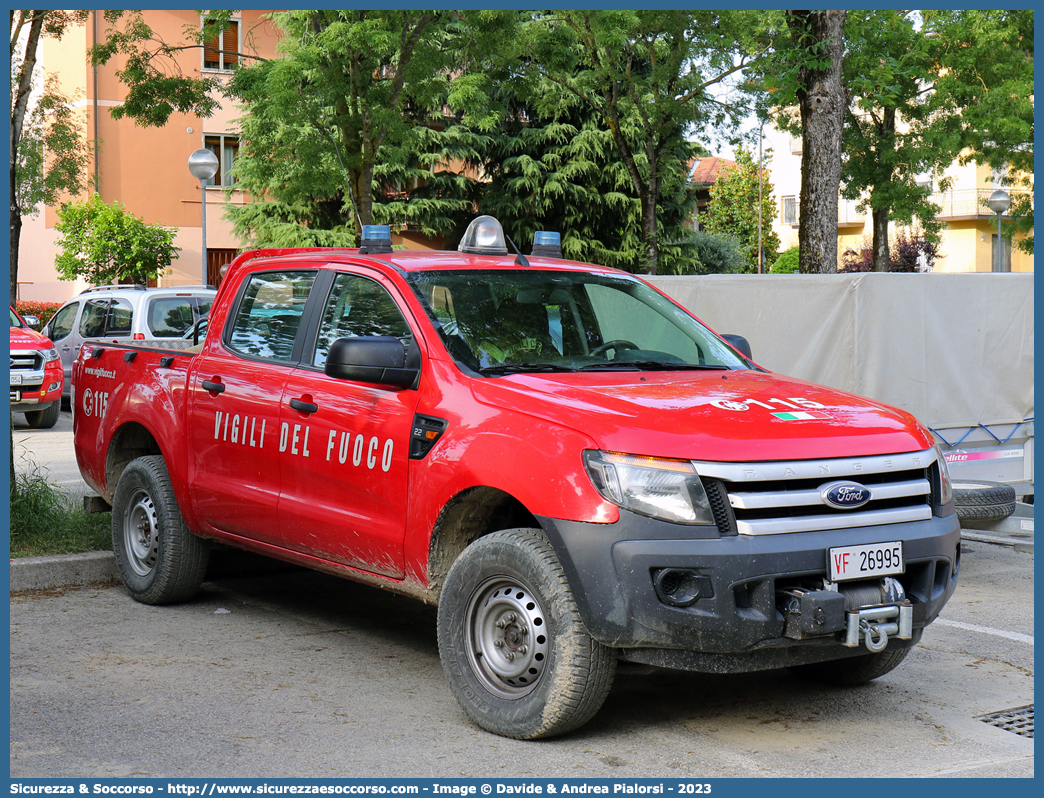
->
[721,334,753,360]
[325,336,419,389]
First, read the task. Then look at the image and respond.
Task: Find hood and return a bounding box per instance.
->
[10,325,54,349]
[470,369,933,462]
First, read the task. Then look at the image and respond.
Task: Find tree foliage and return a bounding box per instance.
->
[54,194,180,286]
[226,10,515,242]
[923,9,1034,254]
[702,149,780,272]
[524,10,767,274]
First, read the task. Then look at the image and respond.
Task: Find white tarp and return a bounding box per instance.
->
[648,272,1034,431]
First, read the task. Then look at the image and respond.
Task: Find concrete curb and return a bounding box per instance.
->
[10,547,297,593]
[10,551,120,593]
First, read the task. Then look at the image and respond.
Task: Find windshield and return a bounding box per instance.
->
[406,270,750,374]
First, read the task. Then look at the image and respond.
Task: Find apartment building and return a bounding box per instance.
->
[18,10,283,303]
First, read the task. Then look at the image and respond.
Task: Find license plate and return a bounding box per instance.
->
[11,374,22,385]
[829,541,904,582]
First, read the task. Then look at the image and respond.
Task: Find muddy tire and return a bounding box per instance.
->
[437,528,616,739]
[787,646,911,686]
[111,455,209,604]
[24,402,60,429]
[952,480,1016,521]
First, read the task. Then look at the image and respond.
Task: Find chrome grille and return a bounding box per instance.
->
[10,349,41,372]
[693,449,938,536]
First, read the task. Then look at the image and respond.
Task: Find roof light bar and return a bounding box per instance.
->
[458,216,508,256]
[359,225,392,255]
[532,231,562,259]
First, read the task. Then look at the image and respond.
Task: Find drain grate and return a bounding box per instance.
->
[976,705,1034,738]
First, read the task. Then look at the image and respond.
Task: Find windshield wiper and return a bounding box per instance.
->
[577,361,730,372]
[478,362,576,375]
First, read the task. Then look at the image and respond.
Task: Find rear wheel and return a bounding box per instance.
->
[24,402,60,429]
[437,528,616,739]
[787,646,911,686]
[111,455,209,604]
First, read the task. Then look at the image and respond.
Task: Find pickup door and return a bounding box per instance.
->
[188,269,318,545]
[189,266,419,579]
[277,270,420,578]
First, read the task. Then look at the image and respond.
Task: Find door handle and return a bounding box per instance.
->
[201,379,225,394]
[289,397,318,415]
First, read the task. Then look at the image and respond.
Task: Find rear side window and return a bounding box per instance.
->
[228,271,317,362]
[79,298,132,338]
[148,297,204,337]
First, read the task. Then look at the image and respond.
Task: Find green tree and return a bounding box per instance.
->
[702,149,780,272]
[225,10,515,243]
[53,194,180,286]
[925,9,1033,254]
[840,10,1034,271]
[524,10,767,274]
[468,79,698,272]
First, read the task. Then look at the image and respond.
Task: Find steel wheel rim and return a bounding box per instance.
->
[465,576,550,699]
[123,488,159,577]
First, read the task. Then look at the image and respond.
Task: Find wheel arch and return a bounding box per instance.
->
[426,486,540,600]
[104,422,164,503]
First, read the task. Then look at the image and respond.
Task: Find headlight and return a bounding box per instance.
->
[933,443,953,506]
[42,347,59,363]
[583,450,714,525]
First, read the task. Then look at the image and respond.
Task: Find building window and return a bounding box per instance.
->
[782,196,799,226]
[204,135,239,187]
[203,20,239,71]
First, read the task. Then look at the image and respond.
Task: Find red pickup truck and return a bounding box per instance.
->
[10,306,64,428]
[73,217,960,739]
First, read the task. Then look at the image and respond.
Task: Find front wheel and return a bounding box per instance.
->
[437,528,616,739]
[787,646,911,686]
[111,455,209,604]
[24,402,60,429]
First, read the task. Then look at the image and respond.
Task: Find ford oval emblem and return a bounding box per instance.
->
[821,481,871,510]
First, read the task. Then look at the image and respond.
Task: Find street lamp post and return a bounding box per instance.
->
[987,189,1011,273]
[757,121,765,274]
[188,148,220,286]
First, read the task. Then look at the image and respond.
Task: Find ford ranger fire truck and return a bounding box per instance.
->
[72,217,960,739]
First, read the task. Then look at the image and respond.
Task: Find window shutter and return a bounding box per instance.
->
[203,33,219,68]
[222,23,238,69]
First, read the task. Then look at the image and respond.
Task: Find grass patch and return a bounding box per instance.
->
[10,466,112,557]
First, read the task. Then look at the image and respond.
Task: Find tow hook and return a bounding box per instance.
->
[843,603,913,651]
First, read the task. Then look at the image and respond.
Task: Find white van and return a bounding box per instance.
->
[42,285,216,401]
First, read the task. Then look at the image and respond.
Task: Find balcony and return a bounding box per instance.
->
[928,189,1033,220]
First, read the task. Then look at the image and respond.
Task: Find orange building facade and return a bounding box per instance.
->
[20,10,283,303]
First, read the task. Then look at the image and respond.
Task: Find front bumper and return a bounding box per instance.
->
[538,509,961,670]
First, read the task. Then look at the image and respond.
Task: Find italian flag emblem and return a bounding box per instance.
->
[772,410,832,420]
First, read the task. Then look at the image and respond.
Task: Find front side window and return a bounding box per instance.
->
[312,274,413,369]
[46,303,78,341]
[407,270,749,375]
[228,271,316,362]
